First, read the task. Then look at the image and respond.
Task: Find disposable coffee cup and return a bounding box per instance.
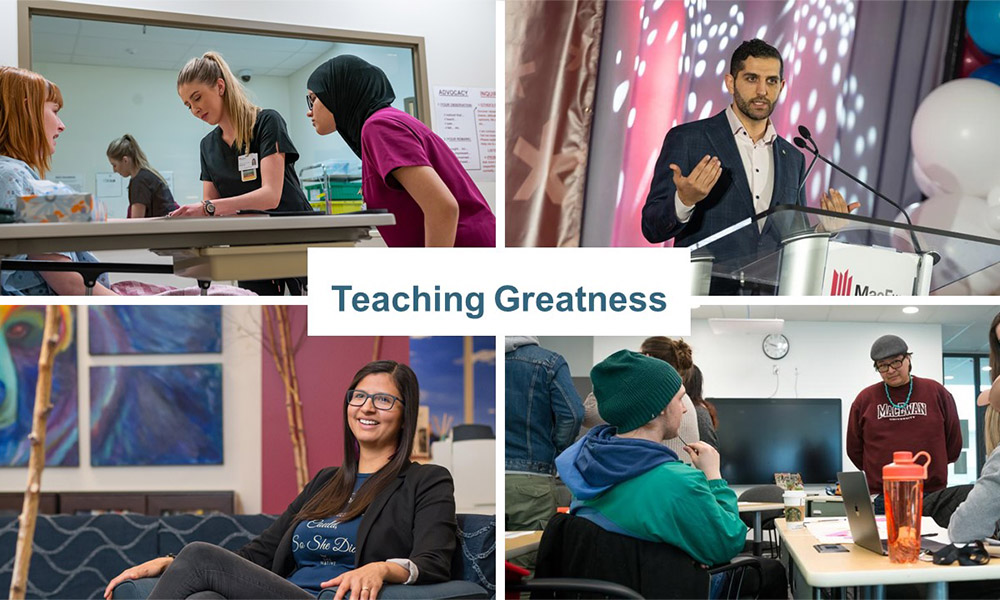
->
[783,490,807,529]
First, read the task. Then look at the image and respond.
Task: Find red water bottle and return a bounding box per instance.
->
[883,451,931,563]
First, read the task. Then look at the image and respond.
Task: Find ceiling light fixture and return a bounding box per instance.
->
[708,318,785,335]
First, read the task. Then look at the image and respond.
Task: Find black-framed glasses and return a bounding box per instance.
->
[306,93,316,111]
[346,389,403,411]
[875,357,907,373]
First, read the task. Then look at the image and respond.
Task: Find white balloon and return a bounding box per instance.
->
[910,157,949,198]
[906,194,1000,294]
[911,79,1000,198]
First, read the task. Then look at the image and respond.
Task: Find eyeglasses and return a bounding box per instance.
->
[875,358,906,373]
[306,93,316,111]
[346,389,403,411]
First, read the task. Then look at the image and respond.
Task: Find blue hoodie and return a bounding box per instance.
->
[556,424,678,500]
[555,424,747,566]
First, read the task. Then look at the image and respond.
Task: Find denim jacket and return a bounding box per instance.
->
[505,338,584,475]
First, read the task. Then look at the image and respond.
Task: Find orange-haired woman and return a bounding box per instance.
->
[0,66,116,295]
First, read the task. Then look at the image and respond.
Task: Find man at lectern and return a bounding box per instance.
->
[642,39,857,294]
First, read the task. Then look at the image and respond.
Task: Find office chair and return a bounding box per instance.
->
[452,424,496,441]
[738,485,785,559]
[532,513,763,599]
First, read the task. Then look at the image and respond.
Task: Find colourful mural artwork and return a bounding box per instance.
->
[0,306,78,467]
[89,306,222,355]
[90,364,223,466]
[409,336,496,441]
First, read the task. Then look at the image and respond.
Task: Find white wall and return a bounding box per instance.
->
[1,0,496,209]
[536,336,593,378]
[0,305,264,514]
[35,62,291,217]
[286,42,417,176]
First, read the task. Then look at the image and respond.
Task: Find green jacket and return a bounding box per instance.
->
[576,461,747,565]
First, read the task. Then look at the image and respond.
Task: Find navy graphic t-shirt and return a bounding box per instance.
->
[288,473,370,595]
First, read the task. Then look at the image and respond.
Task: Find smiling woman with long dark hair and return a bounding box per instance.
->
[105,360,457,600]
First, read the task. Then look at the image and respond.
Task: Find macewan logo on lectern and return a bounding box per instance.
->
[830,270,900,296]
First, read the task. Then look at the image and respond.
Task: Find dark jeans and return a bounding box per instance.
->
[710,557,787,599]
[148,542,313,599]
[238,277,307,296]
[872,484,973,527]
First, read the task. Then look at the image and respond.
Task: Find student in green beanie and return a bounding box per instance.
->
[555,349,746,567]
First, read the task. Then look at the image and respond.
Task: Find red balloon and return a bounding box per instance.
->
[961,33,994,77]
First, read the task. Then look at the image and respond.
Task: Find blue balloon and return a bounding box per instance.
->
[967,0,1000,56]
[971,60,1000,86]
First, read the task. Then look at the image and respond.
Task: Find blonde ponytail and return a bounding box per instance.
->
[986,407,1000,456]
[106,134,166,185]
[177,51,260,154]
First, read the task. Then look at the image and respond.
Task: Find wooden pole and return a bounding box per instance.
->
[10,306,67,600]
[464,336,473,424]
[263,307,309,492]
[277,307,308,490]
[372,336,382,362]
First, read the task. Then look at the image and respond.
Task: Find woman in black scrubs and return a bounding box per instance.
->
[174,51,311,296]
[107,134,179,218]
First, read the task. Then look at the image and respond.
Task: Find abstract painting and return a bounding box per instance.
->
[409,336,496,441]
[90,364,223,466]
[89,306,222,355]
[0,305,78,467]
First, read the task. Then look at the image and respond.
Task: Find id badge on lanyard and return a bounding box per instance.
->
[238,153,259,183]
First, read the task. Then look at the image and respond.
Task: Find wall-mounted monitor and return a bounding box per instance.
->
[710,397,842,486]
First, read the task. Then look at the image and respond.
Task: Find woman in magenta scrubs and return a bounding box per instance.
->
[306,56,495,248]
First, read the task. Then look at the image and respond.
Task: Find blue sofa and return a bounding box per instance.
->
[0,513,495,599]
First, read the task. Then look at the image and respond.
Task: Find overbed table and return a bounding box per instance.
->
[0,213,394,292]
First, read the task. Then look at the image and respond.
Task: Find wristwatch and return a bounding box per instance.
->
[203,199,216,216]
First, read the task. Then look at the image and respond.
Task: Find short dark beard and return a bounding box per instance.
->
[732,86,774,122]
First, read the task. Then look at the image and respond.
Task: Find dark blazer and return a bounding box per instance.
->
[235,462,457,584]
[641,110,807,263]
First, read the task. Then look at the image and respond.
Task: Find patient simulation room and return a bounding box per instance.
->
[0,0,496,296]
[506,305,1000,599]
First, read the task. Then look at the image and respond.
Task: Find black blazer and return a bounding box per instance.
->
[235,462,457,584]
[641,110,807,263]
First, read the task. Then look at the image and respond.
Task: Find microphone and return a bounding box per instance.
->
[793,136,819,197]
[794,125,924,255]
[798,125,814,144]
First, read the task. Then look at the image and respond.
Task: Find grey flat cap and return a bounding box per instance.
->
[871,335,909,361]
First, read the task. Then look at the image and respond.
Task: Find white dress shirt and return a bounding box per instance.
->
[675,105,778,231]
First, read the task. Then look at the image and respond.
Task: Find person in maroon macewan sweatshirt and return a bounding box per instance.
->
[846,334,963,516]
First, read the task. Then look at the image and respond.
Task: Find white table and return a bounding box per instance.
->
[738,501,784,557]
[506,530,544,560]
[777,517,1000,599]
[0,213,395,287]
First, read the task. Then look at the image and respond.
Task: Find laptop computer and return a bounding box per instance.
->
[837,470,946,555]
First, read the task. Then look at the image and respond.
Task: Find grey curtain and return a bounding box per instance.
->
[835,0,953,220]
[505,0,606,247]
